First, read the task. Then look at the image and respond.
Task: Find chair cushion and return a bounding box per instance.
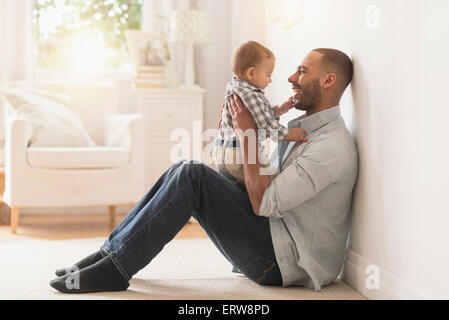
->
[27,146,129,169]
[1,82,96,147]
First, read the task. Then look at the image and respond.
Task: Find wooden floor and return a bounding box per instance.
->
[0,213,208,240]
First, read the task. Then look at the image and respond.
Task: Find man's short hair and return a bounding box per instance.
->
[231,41,275,77]
[312,48,353,91]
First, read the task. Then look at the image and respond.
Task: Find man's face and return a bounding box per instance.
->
[288,51,323,111]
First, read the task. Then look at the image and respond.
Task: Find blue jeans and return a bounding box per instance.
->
[101,159,282,286]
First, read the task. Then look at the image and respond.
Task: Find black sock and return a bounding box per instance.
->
[55,250,105,277]
[232,265,244,274]
[50,254,129,294]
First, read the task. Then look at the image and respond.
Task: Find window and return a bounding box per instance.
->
[33,0,143,74]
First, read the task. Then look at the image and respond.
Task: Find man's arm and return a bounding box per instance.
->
[240,131,271,215]
[258,137,354,218]
[228,95,270,215]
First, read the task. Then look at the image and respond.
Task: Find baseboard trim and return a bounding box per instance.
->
[20,204,134,215]
[343,249,430,300]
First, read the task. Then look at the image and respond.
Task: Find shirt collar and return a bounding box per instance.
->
[288,105,341,133]
[231,77,264,94]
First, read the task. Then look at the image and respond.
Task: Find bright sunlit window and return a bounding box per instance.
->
[33,0,143,74]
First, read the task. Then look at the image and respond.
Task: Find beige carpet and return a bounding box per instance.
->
[0,237,365,300]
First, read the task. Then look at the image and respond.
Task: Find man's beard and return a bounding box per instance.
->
[293,79,322,111]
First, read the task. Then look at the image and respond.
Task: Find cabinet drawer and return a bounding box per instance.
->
[140,100,199,134]
[144,138,192,189]
[135,88,205,190]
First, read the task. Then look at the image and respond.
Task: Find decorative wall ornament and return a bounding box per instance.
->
[168,10,211,90]
[267,0,304,29]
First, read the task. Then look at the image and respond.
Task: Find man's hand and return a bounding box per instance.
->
[228,94,258,164]
[228,94,271,215]
[228,95,257,137]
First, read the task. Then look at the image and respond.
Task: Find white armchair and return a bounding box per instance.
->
[1,82,144,233]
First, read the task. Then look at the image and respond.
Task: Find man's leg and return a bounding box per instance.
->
[50,160,281,293]
[191,166,281,286]
[105,159,187,242]
[54,160,187,277]
[102,160,281,286]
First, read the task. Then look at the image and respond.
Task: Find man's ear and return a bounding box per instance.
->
[246,67,256,80]
[322,73,337,89]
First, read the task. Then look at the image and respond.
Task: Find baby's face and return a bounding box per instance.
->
[250,57,275,90]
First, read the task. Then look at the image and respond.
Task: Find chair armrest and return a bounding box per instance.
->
[104,114,143,148]
[105,114,144,197]
[5,117,33,167]
[105,114,144,200]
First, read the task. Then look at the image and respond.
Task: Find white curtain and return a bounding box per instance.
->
[0,0,34,83]
[0,0,33,157]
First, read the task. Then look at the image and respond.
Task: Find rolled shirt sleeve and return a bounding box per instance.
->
[259,138,349,218]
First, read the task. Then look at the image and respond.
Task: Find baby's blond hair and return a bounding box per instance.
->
[231,41,275,77]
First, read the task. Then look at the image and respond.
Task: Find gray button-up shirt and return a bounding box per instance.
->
[259,105,358,291]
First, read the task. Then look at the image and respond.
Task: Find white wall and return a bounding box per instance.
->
[192,0,232,133]
[264,0,449,299]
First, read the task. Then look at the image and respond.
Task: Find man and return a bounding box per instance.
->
[50,48,358,293]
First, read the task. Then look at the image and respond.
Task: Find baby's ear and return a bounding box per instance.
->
[246,67,256,80]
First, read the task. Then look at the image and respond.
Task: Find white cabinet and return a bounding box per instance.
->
[135,87,205,190]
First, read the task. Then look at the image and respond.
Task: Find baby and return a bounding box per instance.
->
[213,41,308,190]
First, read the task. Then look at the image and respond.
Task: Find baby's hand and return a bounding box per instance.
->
[284,128,309,142]
[279,97,295,113]
[274,97,295,118]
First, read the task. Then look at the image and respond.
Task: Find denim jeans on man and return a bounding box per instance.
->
[101,159,282,286]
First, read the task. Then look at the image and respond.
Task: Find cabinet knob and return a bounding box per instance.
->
[167,112,174,119]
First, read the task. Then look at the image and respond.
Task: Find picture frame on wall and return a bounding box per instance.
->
[125,30,168,74]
